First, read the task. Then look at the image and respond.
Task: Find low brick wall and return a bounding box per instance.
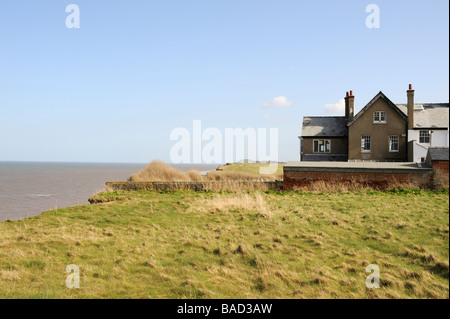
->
[283,162,434,190]
[432,160,449,175]
[432,160,449,188]
[105,181,284,192]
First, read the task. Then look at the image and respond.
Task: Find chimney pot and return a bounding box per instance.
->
[409,84,412,90]
[350,90,353,96]
[346,91,349,97]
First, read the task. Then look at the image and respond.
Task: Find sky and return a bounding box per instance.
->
[0,0,448,163]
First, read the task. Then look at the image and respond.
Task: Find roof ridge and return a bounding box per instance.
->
[303,116,346,118]
[347,91,407,126]
[396,103,449,106]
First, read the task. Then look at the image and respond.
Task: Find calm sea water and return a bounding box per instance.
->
[0,162,219,221]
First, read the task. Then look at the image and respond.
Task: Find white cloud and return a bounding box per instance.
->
[262,96,293,108]
[324,98,345,115]
[263,114,276,120]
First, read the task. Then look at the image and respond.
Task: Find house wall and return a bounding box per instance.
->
[348,98,408,161]
[433,130,449,146]
[301,137,348,161]
[408,129,449,147]
[408,129,449,162]
[408,141,429,163]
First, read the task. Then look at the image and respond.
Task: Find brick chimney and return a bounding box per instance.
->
[345,92,349,119]
[346,90,355,121]
[407,84,414,130]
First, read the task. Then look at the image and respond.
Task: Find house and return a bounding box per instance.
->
[347,91,408,161]
[300,116,348,161]
[299,85,449,162]
[426,147,449,167]
[398,86,449,163]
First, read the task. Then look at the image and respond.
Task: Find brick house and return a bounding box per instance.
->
[299,85,449,162]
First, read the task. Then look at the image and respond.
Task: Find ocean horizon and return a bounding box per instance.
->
[0,161,220,221]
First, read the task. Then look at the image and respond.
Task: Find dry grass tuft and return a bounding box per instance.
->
[190,193,272,217]
[294,178,426,193]
[129,161,279,183]
[206,170,278,182]
[129,161,191,182]
[0,270,21,281]
[187,170,204,182]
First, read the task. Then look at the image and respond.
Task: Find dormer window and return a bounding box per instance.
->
[373,111,387,123]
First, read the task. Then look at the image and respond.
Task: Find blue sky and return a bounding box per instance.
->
[0,0,448,163]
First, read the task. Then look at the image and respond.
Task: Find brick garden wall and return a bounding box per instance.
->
[284,170,433,189]
[432,160,449,188]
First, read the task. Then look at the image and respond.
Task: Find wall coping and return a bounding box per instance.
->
[284,161,432,174]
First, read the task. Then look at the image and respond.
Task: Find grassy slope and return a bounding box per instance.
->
[0,190,448,299]
[216,163,285,176]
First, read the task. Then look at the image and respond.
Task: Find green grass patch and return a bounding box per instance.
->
[0,190,448,299]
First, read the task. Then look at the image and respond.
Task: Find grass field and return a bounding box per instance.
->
[215,163,284,177]
[0,188,448,299]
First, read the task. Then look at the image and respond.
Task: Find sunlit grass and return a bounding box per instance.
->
[0,189,448,299]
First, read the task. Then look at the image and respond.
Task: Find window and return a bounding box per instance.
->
[389,135,399,152]
[361,136,371,152]
[421,157,426,163]
[313,139,331,153]
[373,111,387,123]
[419,130,430,143]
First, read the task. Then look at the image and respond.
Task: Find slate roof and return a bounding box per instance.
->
[427,147,449,161]
[301,116,348,137]
[301,93,448,138]
[396,103,449,129]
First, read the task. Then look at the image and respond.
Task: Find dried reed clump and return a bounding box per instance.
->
[129,161,191,182]
[129,160,279,183]
[187,170,204,182]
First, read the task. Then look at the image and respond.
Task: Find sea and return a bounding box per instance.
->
[0,162,219,221]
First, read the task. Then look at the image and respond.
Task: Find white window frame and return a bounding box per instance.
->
[361,135,371,152]
[313,139,331,153]
[419,130,430,144]
[373,111,387,124]
[389,135,399,152]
